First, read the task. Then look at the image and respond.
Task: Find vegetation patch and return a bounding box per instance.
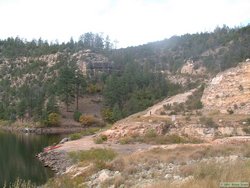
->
[73,111,82,122]
[163,86,204,115]
[79,114,105,127]
[94,134,108,144]
[69,133,82,140]
[69,148,117,165]
[0,120,10,127]
[45,175,84,188]
[147,160,250,188]
[243,127,250,134]
[119,131,202,145]
[48,112,60,126]
[69,127,101,140]
[199,116,218,128]
[4,178,36,188]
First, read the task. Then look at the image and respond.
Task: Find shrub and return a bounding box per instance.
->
[101,108,114,123]
[243,127,250,134]
[247,118,250,125]
[199,116,218,128]
[87,84,102,94]
[227,107,234,114]
[94,134,108,144]
[145,129,157,138]
[160,111,166,115]
[69,133,82,140]
[161,134,186,144]
[119,137,134,144]
[0,120,10,126]
[195,101,203,109]
[238,84,244,91]
[185,115,191,121]
[163,104,172,110]
[73,111,82,122]
[48,113,60,126]
[185,86,204,110]
[80,127,101,136]
[243,118,250,125]
[79,115,96,126]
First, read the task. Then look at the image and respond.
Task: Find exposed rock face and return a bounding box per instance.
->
[0,49,113,83]
[73,50,113,76]
[180,60,206,75]
[102,120,169,142]
[201,62,250,114]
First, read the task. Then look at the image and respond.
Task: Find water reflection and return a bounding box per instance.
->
[0,130,62,187]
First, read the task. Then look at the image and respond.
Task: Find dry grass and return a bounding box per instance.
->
[146,160,250,188]
[45,141,250,187]
[119,131,203,145]
[206,112,249,122]
[133,115,172,123]
[110,142,250,173]
[45,175,86,188]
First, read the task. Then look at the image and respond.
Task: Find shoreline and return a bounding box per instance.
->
[0,125,86,135]
[37,150,73,175]
[0,125,77,175]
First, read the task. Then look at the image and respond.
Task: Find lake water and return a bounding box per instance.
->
[0,130,62,187]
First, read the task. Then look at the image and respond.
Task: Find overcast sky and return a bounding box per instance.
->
[0,0,250,48]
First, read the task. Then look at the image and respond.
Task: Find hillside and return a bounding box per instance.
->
[202,60,250,114]
[1,25,250,188]
[0,25,250,126]
[111,25,250,74]
[39,60,250,187]
[100,60,250,143]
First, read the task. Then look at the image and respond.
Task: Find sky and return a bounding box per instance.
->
[0,0,250,48]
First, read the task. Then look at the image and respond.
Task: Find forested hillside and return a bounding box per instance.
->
[0,24,250,124]
[111,24,250,73]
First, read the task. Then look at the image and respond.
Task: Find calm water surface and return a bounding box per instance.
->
[0,130,62,187]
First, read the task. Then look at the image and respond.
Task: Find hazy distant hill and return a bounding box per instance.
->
[111,24,250,74]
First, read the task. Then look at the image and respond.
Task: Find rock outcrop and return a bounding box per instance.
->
[180,60,206,75]
[37,150,72,175]
[201,61,250,114]
[0,49,113,84]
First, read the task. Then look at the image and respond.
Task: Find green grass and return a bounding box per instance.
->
[81,127,101,136]
[69,148,117,164]
[69,133,82,140]
[69,127,101,140]
[119,131,203,145]
[94,134,108,144]
[0,120,11,127]
[45,175,86,188]
[4,178,36,188]
[46,149,117,187]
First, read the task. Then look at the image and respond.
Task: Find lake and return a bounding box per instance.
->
[0,130,62,187]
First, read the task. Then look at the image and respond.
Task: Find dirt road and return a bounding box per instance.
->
[55,135,250,154]
[56,135,151,154]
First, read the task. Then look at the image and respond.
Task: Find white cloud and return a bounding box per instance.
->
[0,0,249,47]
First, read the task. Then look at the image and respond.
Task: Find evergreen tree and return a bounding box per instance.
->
[57,65,76,112]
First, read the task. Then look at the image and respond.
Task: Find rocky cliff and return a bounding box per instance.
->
[0,49,112,79]
[180,60,206,75]
[201,60,250,114]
